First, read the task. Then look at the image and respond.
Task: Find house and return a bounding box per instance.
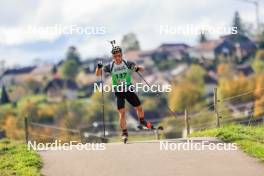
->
[124,50,143,64]
[220,34,257,60]
[235,64,254,76]
[44,78,78,102]
[159,64,189,82]
[149,43,190,63]
[123,50,155,69]
[124,43,190,65]
[170,64,188,77]
[29,64,53,82]
[140,73,170,88]
[157,43,190,61]
[190,34,257,62]
[0,66,36,87]
[189,39,235,60]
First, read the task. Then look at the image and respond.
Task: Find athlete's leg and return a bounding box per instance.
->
[125,91,142,118]
[125,91,143,118]
[125,91,153,129]
[135,105,144,120]
[118,108,127,130]
[115,92,128,136]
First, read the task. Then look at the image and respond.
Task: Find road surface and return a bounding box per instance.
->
[39,138,264,176]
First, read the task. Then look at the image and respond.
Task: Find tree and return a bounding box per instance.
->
[0,86,10,104]
[121,33,141,52]
[198,32,207,43]
[61,60,79,80]
[60,101,86,130]
[185,64,206,91]
[252,50,264,73]
[232,11,246,35]
[254,95,264,117]
[51,65,58,75]
[168,65,207,112]
[218,75,254,103]
[254,74,264,99]
[66,46,81,65]
[168,81,202,112]
[3,115,22,139]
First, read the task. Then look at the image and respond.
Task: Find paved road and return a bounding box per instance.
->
[39,138,264,176]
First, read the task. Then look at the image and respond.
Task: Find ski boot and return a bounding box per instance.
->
[138,119,154,130]
[121,129,128,144]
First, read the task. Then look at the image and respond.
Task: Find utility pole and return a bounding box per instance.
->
[255,0,260,32]
[235,0,261,33]
[185,109,190,136]
[24,117,29,144]
[214,88,220,128]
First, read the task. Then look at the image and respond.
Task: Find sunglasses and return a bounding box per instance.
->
[113,54,122,58]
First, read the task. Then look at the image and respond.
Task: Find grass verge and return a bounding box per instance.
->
[0,138,42,176]
[190,124,264,162]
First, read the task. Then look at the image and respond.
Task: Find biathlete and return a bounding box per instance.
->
[95,44,154,143]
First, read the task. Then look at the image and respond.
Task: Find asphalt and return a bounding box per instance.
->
[39,138,264,176]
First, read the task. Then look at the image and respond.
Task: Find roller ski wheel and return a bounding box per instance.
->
[122,135,128,144]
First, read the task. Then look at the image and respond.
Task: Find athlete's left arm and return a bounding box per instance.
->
[134,65,144,72]
[127,61,144,72]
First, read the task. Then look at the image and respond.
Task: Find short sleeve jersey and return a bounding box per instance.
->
[103,60,135,86]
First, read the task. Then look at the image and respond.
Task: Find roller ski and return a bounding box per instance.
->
[137,119,164,131]
[121,129,128,144]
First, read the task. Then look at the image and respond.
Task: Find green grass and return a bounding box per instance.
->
[190,124,264,162]
[0,139,42,176]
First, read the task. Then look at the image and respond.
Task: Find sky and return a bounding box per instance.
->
[0,0,263,67]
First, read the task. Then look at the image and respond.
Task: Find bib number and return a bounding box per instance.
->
[115,73,127,79]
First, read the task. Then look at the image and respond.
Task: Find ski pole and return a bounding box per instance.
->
[136,71,178,119]
[99,61,106,137]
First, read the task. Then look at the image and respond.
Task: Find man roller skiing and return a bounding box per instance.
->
[95,41,154,143]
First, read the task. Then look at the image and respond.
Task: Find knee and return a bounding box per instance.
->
[135,106,143,112]
[118,108,125,117]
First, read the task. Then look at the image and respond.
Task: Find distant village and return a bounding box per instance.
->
[0,33,258,120]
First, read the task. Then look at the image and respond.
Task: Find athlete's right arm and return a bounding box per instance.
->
[95,63,103,76]
[95,63,111,76]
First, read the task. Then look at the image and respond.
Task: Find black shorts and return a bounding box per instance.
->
[114,91,141,110]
